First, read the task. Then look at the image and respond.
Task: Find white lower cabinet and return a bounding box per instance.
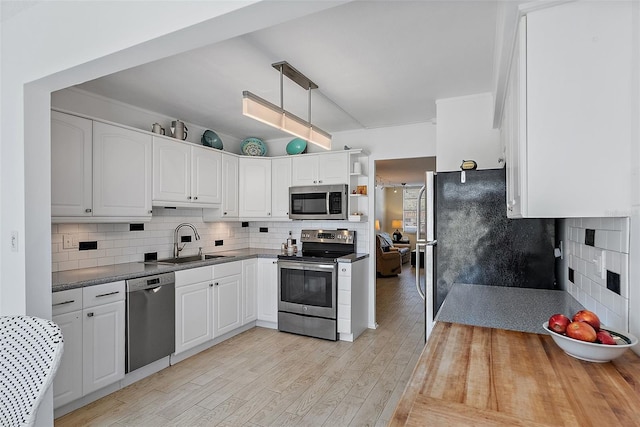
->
[175,281,213,354]
[82,300,125,395]
[242,259,258,325]
[52,281,125,409]
[213,262,243,337]
[52,310,82,408]
[257,258,278,326]
[337,259,368,342]
[174,266,213,355]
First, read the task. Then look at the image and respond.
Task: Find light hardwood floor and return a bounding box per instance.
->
[55,266,425,426]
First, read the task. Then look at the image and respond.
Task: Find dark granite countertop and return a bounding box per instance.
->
[52,249,369,292]
[436,283,585,334]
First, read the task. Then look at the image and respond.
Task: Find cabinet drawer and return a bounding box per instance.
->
[52,288,83,316]
[83,281,125,308]
[213,261,242,278]
[175,266,213,287]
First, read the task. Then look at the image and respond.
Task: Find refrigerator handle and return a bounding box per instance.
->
[415,240,437,301]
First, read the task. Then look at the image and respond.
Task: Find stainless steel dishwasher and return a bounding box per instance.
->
[126,272,175,372]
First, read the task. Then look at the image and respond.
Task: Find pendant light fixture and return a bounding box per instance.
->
[242,61,331,150]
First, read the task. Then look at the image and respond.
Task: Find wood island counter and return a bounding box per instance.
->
[390,322,640,426]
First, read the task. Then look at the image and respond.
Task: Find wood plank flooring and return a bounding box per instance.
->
[55,267,425,426]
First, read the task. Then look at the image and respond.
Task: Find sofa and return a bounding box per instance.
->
[376,233,411,276]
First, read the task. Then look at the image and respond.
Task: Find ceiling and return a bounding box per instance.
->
[73,1,499,184]
[376,157,436,187]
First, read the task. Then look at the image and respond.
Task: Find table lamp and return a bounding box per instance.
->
[391,219,403,242]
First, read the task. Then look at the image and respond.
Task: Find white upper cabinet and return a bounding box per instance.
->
[52,112,152,221]
[239,157,272,218]
[152,137,222,207]
[271,157,292,218]
[51,111,92,217]
[92,121,152,218]
[191,147,222,204]
[291,152,349,186]
[152,137,190,203]
[221,153,239,219]
[503,2,634,217]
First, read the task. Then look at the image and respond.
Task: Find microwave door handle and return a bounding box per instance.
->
[326,192,330,214]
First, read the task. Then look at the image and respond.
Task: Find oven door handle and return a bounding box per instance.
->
[279,261,336,272]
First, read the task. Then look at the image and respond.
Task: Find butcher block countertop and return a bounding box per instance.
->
[390,322,640,426]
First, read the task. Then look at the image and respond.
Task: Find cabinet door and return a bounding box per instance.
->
[242,259,258,325]
[51,111,92,217]
[175,281,213,354]
[257,259,278,324]
[213,274,242,337]
[191,147,222,205]
[239,158,272,217]
[52,311,83,408]
[221,153,239,218]
[152,138,191,204]
[506,17,526,218]
[291,155,318,186]
[317,152,349,185]
[524,2,632,217]
[92,122,152,217]
[82,300,125,395]
[271,157,291,218]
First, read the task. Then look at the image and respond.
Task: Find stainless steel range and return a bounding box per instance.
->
[277,229,356,341]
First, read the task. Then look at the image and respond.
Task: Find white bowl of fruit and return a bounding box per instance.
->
[543,310,638,363]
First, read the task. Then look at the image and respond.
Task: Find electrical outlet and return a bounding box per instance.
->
[63,234,78,249]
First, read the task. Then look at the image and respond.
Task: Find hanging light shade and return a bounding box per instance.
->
[242,61,331,150]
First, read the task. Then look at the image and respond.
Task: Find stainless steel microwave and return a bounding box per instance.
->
[289,184,348,220]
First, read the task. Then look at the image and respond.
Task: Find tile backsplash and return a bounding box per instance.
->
[562,217,629,331]
[51,209,369,272]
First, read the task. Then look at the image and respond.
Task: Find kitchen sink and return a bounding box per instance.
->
[146,254,228,265]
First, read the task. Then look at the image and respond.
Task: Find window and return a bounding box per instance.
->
[403,187,425,235]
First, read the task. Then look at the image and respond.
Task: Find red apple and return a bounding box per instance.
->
[548,313,571,334]
[566,321,597,342]
[572,310,601,331]
[596,330,616,345]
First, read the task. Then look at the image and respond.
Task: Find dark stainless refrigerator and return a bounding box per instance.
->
[417,169,556,339]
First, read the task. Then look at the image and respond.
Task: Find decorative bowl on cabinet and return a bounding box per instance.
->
[241,137,267,156]
[201,130,223,149]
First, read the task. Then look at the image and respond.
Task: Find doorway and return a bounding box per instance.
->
[373,156,435,334]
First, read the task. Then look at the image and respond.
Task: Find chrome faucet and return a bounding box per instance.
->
[174,223,201,258]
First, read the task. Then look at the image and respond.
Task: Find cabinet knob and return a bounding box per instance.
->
[194,196,198,200]
[210,283,213,287]
[85,208,92,213]
[318,180,323,184]
[223,212,227,215]
[268,212,271,216]
[342,268,347,272]
[187,196,192,200]
[148,210,153,214]
[215,282,219,286]
[313,180,317,184]
[87,312,94,317]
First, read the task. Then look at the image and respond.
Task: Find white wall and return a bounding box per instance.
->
[435,92,501,172]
